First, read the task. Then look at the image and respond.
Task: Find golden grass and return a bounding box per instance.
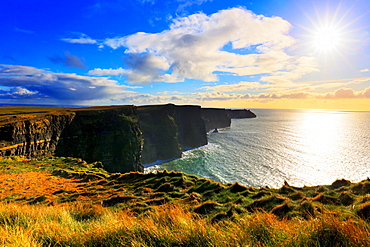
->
[0,171,83,201]
[0,202,369,247]
[1,156,370,246]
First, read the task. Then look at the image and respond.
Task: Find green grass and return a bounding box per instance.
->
[0,156,369,246]
[0,105,132,125]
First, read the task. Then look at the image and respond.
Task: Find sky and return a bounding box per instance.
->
[1,0,370,111]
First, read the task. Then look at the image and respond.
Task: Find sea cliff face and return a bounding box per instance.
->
[172,105,208,150]
[0,112,75,158]
[201,108,231,132]
[0,105,257,171]
[137,105,182,165]
[0,106,143,173]
[226,109,257,119]
[55,106,143,173]
[138,104,207,164]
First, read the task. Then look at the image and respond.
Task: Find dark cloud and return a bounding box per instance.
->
[170,96,183,101]
[124,53,162,73]
[119,53,169,83]
[0,64,44,75]
[118,94,163,104]
[0,64,136,103]
[49,52,87,69]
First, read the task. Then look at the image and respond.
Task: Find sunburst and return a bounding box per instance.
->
[312,25,342,52]
[297,2,361,56]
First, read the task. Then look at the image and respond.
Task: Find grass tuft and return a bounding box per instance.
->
[0,156,370,246]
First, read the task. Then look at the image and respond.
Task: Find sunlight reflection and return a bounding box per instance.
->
[293,110,349,183]
[299,111,341,153]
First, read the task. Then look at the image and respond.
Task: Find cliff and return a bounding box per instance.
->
[0,105,256,171]
[0,111,75,157]
[138,104,207,164]
[172,105,208,150]
[226,109,257,119]
[55,106,143,173]
[0,106,143,173]
[137,105,182,164]
[201,108,231,132]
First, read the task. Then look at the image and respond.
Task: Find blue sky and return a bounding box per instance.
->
[1,0,370,110]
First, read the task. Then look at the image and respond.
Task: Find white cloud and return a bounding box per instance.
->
[62,33,97,44]
[200,81,273,92]
[0,87,37,98]
[86,7,313,84]
[176,0,212,12]
[192,91,244,101]
[0,64,45,75]
[89,68,129,76]
[189,85,370,102]
[321,87,370,99]
[260,56,319,84]
[122,8,296,81]
[360,68,369,72]
[156,91,184,95]
[102,37,126,49]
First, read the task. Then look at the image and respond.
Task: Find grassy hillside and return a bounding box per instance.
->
[0,156,369,246]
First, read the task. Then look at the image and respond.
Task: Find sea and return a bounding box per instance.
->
[145,108,370,188]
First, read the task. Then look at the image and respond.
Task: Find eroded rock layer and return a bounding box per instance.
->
[0,106,143,173]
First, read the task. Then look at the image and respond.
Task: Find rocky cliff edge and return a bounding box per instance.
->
[0,106,143,173]
[0,105,256,170]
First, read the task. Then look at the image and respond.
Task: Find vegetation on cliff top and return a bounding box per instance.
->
[0,156,369,246]
[0,106,133,124]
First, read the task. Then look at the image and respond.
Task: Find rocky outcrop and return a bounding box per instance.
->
[226,109,257,119]
[0,112,75,157]
[201,108,231,132]
[55,106,143,173]
[138,104,207,164]
[0,106,143,173]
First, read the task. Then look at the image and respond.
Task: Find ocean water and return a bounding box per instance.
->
[145,109,370,188]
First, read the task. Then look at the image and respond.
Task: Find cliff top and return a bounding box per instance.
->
[0,105,133,125]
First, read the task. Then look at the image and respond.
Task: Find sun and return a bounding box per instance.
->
[312,25,341,52]
[298,2,357,55]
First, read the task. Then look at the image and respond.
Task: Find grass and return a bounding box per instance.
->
[0,105,132,116]
[0,105,132,125]
[0,203,369,246]
[0,156,369,246]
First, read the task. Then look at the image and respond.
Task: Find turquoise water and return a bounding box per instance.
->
[145,109,370,188]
